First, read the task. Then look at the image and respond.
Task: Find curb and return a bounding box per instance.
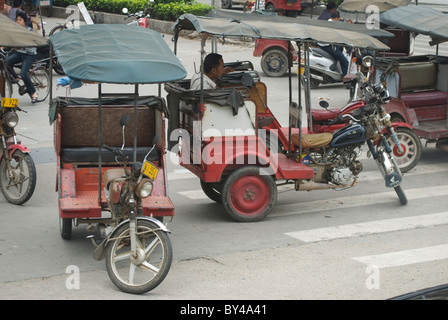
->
[46,6,183,36]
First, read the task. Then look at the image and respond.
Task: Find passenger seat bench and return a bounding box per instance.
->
[398,62,447,109]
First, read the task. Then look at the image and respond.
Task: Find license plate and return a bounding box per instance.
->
[1,98,19,108]
[142,161,159,180]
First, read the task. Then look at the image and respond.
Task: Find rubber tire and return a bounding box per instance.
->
[0,150,37,205]
[386,127,422,173]
[105,219,172,294]
[59,217,72,240]
[30,66,50,102]
[261,48,289,77]
[394,185,407,205]
[221,166,277,222]
[200,180,223,203]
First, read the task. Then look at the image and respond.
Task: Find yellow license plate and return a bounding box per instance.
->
[1,98,19,108]
[142,161,159,180]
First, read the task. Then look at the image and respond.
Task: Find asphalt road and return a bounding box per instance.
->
[0,14,448,301]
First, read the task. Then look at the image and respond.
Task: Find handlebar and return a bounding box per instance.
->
[103,145,128,160]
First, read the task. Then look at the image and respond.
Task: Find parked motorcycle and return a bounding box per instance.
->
[305,45,351,89]
[122,4,153,28]
[310,73,422,173]
[293,75,408,205]
[0,98,37,205]
[91,115,173,294]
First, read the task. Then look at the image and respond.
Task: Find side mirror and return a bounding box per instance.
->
[319,100,329,109]
[119,114,130,127]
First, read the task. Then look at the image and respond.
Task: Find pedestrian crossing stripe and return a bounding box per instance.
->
[284,211,448,243]
[353,244,448,269]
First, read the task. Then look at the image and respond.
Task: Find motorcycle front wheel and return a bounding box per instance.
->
[385,127,422,173]
[105,219,172,294]
[0,149,37,205]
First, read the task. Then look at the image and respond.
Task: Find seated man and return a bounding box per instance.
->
[190,53,233,90]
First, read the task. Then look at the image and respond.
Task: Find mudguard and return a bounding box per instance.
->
[93,217,170,261]
[0,144,31,161]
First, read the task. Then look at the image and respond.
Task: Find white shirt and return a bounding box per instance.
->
[190,72,217,90]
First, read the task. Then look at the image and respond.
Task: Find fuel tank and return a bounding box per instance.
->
[330,124,366,148]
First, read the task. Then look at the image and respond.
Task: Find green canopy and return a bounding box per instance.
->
[50,24,187,84]
[0,14,47,47]
[381,5,448,45]
[174,14,390,50]
[207,9,394,40]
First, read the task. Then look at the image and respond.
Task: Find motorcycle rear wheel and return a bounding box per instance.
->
[0,150,37,205]
[105,219,172,294]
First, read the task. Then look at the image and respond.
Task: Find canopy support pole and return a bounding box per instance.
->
[98,84,103,204]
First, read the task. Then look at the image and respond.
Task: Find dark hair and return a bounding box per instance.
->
[203,53,222,73]
[15,10,28,23]
[326,1,337,10]
[330,11,340,19]
[13,0,22,8]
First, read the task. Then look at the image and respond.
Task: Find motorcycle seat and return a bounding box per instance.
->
[312,109,340,122]
[311,47,335,61]
[291,132,333,148]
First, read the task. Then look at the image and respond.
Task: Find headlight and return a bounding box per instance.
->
[362,56,373,68]
[136,178,153,199]
[5,112,19,128]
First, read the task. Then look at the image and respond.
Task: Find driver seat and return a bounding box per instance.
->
[291,132,333,148]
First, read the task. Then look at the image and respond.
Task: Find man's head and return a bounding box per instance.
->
[203,53,225,80]
[326,1,337,13]
[13,0,22,8]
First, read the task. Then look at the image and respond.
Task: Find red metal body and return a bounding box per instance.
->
[53,100,174,221]
[376,55,448,142]
[265,0,302,15]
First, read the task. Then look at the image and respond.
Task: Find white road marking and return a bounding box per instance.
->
[284,211,448,242]
[353,244,448,268]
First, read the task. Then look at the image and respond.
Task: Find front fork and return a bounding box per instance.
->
[1,135,14,178]
[367,137,403,188]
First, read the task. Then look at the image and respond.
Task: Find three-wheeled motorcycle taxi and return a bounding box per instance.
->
[167,14,407,223]
[377,6,448,151]
[49,24,187,294]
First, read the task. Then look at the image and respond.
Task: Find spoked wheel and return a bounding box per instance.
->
[386,127,422,173]
[222,166,277,222]
[0,150,37,205]
[106,219,172,294]
[30,66,50,102]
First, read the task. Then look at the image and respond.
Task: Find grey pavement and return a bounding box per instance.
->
[1,6,448,301]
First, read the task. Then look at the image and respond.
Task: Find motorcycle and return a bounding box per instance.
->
[122,2,153,29]
[305,45,351,89]
[0,97,37,205]
[292,75,407,205]
[92,115,173,294]
[310,73,422,173]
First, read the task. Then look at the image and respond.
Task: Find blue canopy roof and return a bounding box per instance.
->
[50,24,187,84]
